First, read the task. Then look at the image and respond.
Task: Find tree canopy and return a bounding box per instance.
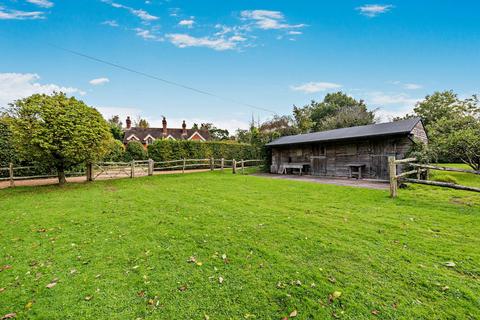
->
[293,92,376,132]
[7,93,113,184]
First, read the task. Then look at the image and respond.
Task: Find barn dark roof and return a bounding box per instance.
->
[266,118,422,147]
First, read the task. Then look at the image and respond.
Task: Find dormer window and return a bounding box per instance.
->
[144,135,155,145]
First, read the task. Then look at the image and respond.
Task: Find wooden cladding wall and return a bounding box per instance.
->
[271,135,415,180]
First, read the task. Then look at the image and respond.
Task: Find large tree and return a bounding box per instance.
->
[108,115,125,141]
[0,115,16,167]
[293,92,376,132]
[7,93,113,185]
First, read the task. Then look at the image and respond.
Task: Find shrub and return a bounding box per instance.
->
[104,140,126,162]
[147,140,259,162]
[125,141,147,161]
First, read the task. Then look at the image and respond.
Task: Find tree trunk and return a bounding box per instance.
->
[58,169,67,186]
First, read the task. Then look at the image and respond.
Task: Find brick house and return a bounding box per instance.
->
[123,116,210,146]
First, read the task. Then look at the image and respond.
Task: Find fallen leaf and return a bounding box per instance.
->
[221,254,227,260]
[442,286,449,291]
[36,228,47,233]
[328,291,342,303]
[444,261,456,267]
[46,279,58,289]
[328,276,336,283]
[196,262,203,266]
[25,301,34,309]
[295,280,302,286]
[187,256,196,263]
[1,313,16,320]
[69,269,77,275]
[0,265,12,272]
[371,310,380,315]
[137,291,145,297]
[178,285,188,292]
[204,315,210,320]
[84,296,93,301]
[219,276,224,284]
[289,310,298,317]
[0,288,5,293]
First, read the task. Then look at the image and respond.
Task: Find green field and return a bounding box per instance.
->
[1,169,479,319]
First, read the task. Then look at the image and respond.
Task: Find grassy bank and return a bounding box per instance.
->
[0,170,479,319]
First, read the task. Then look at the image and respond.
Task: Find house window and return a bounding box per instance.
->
[146,137,154,145]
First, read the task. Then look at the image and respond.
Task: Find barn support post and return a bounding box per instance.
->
[232,159,237,174]
[131,161,135,178]
[210,157,214,171]
[86,163,93,182]
[9,162,14,188]
[182,158,186,174]
[221,158,224,171]
[388,156,398,198]
[241,159,245,174]
[148,159,154,176]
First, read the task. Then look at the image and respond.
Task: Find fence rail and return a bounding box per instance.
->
[388,156,480,198]
[2,158,264,188]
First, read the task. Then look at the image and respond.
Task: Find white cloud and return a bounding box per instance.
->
[102,20,119,27]
[134,28,162,41]
[291,82,342,93]
[178,19,194,27]
[356,4,393,17]
[241,10,306,30]
[104,1,158,22]
[89,77,110,86]
[26,0,54,8]
[0,73,85,107]
[167,33,245,51]
[0,7,44,20]
[366,91,420,106]
[376,106,414,122]
[403,83,422,90]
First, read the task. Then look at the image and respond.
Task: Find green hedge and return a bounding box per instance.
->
[147,140,259,162]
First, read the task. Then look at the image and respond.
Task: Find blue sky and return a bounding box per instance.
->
[1,0,479,132]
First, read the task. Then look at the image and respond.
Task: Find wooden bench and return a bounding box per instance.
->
[347,163,366,179]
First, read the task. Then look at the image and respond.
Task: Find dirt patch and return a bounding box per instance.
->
[252,173,389,190]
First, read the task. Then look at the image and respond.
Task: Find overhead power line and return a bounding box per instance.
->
[48,44,277,114]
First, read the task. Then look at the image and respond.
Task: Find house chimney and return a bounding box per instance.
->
[162,117,167,137]
[126,116,132,130]
[182,120,187,137]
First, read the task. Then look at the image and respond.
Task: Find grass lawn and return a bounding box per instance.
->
[0,169,479,319]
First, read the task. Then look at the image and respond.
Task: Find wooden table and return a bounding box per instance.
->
[279,163,310,175]
[347,163,366,179]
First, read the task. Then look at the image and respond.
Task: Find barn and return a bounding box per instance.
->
[266,118,428,180]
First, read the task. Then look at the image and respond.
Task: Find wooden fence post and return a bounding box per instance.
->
[131,161,135,178]
[388,156,397,198]
[148,159,154,176]
[182,158,186,174]
[9,162,14,188]
[86,163,93,182]
[232,159,236,174]
[210,157,214,171]
[241,159,245,174]
[221,158,224,171]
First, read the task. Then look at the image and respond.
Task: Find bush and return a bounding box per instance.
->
[147,140,259,162]
[125,141,147,161]
[104,140,126,162]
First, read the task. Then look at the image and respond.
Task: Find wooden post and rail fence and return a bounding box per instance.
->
[1,158,264,188]
[388,156,480,198]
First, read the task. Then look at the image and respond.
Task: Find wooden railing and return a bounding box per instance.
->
[2,158,264,187]
[388,156,480,198]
